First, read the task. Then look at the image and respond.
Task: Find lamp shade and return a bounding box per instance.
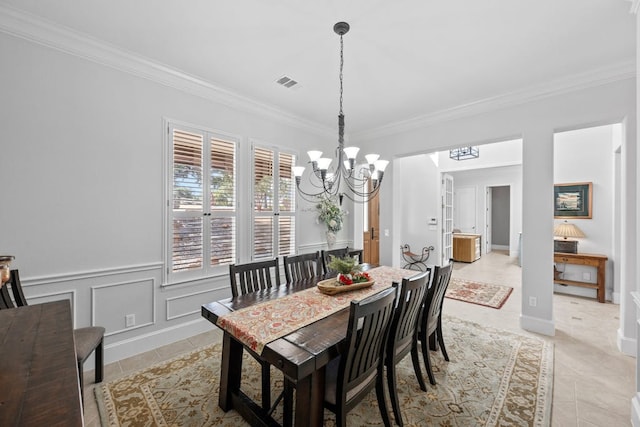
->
[553,221,586,239]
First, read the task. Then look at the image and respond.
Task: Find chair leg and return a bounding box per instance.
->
[95,339,104,383]
[376,370,392,427]
[261,362,271,410]
[436,319,449,362]
[385,359,403,426]
[421,335,436,385]
[410,342,427,392]
[77,360,85,405]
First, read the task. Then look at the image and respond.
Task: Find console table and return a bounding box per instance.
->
[0,300,83,425]
[553,252,608,303]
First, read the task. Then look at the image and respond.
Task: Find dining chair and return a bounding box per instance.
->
[0,269,105,403]
[228,258,281,298]
[282,251,322,284]
[417,263,453,385]
[347,248,363,264]
[384,270,431,426]
[323,286,397,427]
[228,258,282,413]
[321,247,349,276]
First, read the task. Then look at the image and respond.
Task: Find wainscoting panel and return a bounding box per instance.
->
[166,287,227,321]
[93,277,156,337]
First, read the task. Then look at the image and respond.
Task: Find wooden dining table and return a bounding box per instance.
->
[201,265,411,427]
[0,300,84,426]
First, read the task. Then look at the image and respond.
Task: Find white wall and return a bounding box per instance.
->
[553,124,617,301]
[0,32,338,363]
[395,154,440,266]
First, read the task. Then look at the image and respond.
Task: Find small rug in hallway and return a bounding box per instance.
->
[95,316,552,427]
[446,277,514,309]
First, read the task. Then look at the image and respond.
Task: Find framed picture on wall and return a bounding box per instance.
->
[554,182,592,219]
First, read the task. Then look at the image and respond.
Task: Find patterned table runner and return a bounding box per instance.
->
[216,266,412,354]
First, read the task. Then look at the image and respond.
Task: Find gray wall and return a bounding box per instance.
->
[491,186,511,247]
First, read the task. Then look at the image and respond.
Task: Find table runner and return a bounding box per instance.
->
[216,266,411,354]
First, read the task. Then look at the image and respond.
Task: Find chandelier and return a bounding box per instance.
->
[292,22,388,204]
[449,146,479,160]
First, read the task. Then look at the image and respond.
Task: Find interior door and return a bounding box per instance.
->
[363,186,380,265]
[441,173,454,264]
[485,187,492,254]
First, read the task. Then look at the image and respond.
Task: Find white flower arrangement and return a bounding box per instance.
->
[316,196,346,233]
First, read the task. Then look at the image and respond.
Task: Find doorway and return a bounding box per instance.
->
[486,185,510,254]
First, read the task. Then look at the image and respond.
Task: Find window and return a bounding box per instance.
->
[252,144,296,259]
[168,124,237,279]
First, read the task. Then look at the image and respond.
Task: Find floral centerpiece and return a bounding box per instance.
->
[327,255,372,286]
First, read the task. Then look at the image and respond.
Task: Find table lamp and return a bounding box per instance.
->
[553,221,585,253]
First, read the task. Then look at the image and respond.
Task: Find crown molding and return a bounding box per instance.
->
[0,5,334,138]
[353,59,636,141]
[629,0,640,14]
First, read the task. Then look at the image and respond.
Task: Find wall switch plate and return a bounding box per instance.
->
[125,314,135,327]
[528,297,537,307]
[384,229,389,237]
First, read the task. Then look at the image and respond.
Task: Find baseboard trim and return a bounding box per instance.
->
[103,317,213,364]
[519,314,555,336]
[631,393,640,427]
[617,328,637,356]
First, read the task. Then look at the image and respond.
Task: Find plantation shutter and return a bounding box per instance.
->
[252,145,296,259]
[169,124,237,278]
[172,129,204,272]
[209,137,236,266]
[278,152,296,256]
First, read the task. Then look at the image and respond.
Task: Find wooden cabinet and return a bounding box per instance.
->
[453,234,481,262]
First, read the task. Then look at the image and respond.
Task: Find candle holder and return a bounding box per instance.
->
[0,256,15,287]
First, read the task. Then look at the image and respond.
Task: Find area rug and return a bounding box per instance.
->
[95,316,553,427]
[446,278,514,309]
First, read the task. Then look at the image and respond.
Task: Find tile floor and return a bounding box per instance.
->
[82,251,635,426]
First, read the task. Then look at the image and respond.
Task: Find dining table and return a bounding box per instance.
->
[201,264,412,427]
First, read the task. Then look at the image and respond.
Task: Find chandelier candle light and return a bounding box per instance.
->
[293,22,388,204]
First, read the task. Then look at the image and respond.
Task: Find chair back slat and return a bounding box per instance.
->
[338,287,397,404]
[229,258,281,298]
[423,264,453,336]
[347,249,363,264]
[283,252,321,283]
[321,247,350,276]
[388,270,430,357]
[0,270,28,310]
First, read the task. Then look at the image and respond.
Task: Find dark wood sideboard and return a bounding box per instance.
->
[0,300,84,426]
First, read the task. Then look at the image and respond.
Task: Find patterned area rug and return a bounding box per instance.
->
[95,316,552,427]
[446,278,514,309]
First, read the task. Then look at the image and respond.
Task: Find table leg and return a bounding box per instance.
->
[597,260,605,303]
[294,366,325,427]
[219,332,243,411]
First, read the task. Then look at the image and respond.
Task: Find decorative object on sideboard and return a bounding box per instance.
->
[553,220,585,253]
[0,255,14,287]
[449,146,479,160]
[292,22,389,205]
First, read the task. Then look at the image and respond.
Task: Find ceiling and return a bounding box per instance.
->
[1,0,635,134]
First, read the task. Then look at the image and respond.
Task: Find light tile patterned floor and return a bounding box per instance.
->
[82,251,634,426]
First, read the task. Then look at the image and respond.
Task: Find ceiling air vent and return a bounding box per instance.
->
[276,75,299,89]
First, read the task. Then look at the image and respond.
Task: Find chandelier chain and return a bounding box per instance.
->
[339,34,344,115]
